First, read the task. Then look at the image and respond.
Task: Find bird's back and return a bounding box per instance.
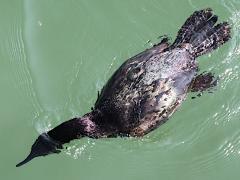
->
[94,44,196,136]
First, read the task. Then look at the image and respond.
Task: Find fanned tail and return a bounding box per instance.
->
[172,8,231,57]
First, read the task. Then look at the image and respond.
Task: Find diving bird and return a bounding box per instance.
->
[16,8,231,167]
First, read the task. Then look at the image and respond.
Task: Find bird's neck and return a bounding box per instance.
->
[47,113,98,145]
[16,112,101,167]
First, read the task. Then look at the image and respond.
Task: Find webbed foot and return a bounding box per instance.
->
[190,72,218,98]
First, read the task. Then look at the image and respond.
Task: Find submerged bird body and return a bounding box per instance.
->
[17,8,231,167]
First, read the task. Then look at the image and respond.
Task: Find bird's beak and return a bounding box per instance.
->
[16,133,62,167]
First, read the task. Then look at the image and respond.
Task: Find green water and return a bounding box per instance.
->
[1,0,240,179]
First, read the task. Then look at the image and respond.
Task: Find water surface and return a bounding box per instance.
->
[0,0,240,179]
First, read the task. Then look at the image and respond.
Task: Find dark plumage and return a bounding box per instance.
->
[16,8,230,167]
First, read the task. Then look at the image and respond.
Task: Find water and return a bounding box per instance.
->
[0,0,240,179]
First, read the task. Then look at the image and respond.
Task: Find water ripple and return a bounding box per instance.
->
[5,20,43,118]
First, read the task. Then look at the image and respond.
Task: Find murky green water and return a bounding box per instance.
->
[1,0,240,179]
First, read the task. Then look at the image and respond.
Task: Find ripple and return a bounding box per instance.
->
[4,18,43,117]
[219,130,240,157]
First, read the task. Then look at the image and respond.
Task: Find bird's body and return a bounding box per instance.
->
[16,8,231,167]
[94,45,196,137]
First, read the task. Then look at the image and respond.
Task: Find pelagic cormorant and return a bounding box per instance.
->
[16,8,231,167]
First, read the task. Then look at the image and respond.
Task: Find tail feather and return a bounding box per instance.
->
[192,22,231,57]
[172,8,231,57]
[173,8,213,46]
